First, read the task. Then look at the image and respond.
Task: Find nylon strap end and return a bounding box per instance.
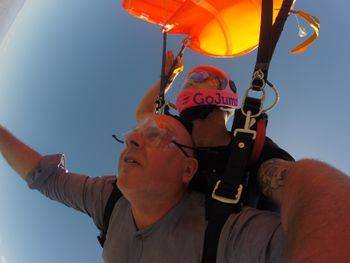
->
[290,10,320,54]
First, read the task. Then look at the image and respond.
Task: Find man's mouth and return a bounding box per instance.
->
[124,156,141,166]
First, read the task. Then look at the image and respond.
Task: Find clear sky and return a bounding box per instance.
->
[0,0,349,262]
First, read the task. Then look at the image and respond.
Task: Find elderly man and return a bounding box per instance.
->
[1,114,350,262]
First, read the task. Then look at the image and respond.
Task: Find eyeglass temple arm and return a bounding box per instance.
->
[172,140,197,157]
[112,134,125,144]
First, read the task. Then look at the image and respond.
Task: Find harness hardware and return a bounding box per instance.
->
[212,181,243,204]
[233,110,257,140]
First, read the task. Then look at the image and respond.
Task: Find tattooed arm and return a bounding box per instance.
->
[258,158,293,206]
[135,51,183,122]
[260,159,350,261]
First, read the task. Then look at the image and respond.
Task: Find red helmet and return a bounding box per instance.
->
[175,65,239,115]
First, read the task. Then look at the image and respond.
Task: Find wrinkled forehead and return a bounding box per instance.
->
[139,114,192,144]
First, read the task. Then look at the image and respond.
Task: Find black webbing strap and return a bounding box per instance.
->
[201,0,297,261]
[253,0,273,85]
[202,199,241,263]
[155,31,169,113]
[155,32,187,114]
[253,0,295,85]
[212,97,263,202]
[97,181,123,247]
[201,100,264,263]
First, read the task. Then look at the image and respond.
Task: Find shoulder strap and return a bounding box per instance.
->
[97,180,123,247]
[202,0,294,262]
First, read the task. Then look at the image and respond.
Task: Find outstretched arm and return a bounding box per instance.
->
[0,125,41,179]
[135,50,184,122]
[276,159,350,261]
[282,160,350,261]
[259,158,350,261]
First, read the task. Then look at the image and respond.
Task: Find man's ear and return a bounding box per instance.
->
[182,157,198,183]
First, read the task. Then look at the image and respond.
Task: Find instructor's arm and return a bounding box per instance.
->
[135,50,183,122]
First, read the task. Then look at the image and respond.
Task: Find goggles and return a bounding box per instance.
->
[180,70,228,91]
[113,118,195,157]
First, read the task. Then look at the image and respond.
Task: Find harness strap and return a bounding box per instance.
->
[97,180,123,247]
[253,0,273,84]
[155,31,169,114]
[250,115,267,164]
[202,0,296,261]
[253,0,295,85]
[201,199,240,263]
[155,33,187,114]
[202,102,264,263]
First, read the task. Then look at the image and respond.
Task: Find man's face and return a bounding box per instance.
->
[117,115,195,199]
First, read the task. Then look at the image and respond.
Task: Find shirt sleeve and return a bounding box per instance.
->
[255,137,295,168]
[217,207,285,263]
[26,154,116,230]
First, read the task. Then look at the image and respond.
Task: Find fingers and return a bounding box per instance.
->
[165,50,184,75]
[173,56,184,74]
[164,50,185,86]
[165,51,175,75]
[168,101,177,110]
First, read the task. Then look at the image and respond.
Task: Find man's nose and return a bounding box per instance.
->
[125,131,143,148]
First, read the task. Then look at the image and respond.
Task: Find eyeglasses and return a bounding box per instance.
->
[112,118,195,158]
[183,70,227,90]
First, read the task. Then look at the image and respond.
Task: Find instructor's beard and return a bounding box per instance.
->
[180,105,216,122]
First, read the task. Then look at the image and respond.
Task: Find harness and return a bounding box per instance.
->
[98,0,294,261]
[202,0,294,261]
[97,180,122,247]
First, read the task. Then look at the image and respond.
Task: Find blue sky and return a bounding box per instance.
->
[0,0,349,262]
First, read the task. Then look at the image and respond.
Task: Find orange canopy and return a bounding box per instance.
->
[122,0,286,57]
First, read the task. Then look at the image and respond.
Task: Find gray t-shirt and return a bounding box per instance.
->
[26,154,285,263]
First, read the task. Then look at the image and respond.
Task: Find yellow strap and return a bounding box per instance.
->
[290,10,320,54]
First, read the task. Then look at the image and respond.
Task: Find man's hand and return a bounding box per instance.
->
[135,50,184,122]
[0,125,41,179]
[165,50,184,83]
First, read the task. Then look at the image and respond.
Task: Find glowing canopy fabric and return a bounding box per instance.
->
[122,0,286,57]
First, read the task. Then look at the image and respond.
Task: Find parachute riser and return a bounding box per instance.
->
[211,0,289,208]
[242,69,279,116]
[155,31,169,114]
[155,31,188,115]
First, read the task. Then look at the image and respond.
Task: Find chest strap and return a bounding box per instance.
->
[97,180,123,247]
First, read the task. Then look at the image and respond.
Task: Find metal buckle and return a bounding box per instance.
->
[211,180,243,204]
[155,99,172,115]
[233,110,257,140]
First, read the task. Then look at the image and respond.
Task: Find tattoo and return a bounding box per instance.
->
[258,158,291,202]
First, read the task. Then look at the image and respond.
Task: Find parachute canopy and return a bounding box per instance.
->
[122,0,286,57]
[122,0,319,57]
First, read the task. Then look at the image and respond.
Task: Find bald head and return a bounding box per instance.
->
[141,113,194,148]
[118,113,198,206]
